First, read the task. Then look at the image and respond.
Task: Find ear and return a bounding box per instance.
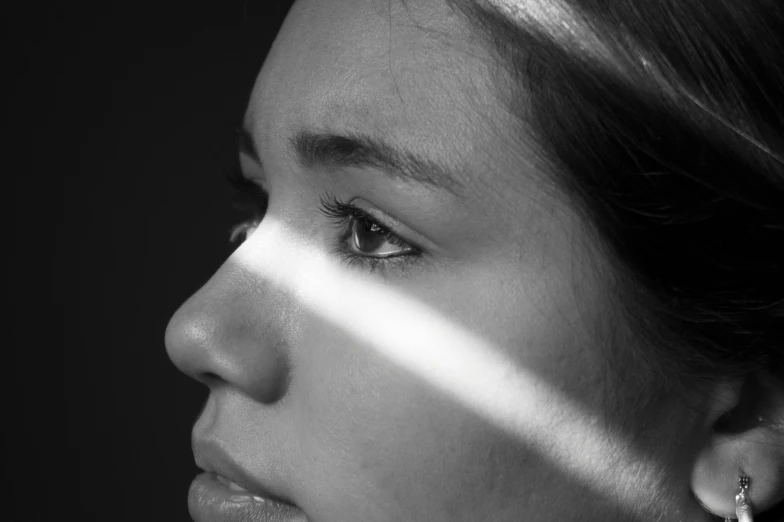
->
[691,368,784,519]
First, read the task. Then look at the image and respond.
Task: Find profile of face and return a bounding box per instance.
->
[165,1,779,521]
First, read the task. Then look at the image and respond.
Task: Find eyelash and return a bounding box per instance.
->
[317,191,422,274]
[225,167,423,275]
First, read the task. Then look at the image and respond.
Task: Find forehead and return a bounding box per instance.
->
[246,0,541,198]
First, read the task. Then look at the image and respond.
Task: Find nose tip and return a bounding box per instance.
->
[164,301,212,385]
[164,264,293,404]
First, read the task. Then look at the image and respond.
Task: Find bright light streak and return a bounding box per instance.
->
[489,0,617,69]
[234,217,659,510]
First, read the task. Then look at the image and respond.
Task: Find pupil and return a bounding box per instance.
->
[353,219,385,253]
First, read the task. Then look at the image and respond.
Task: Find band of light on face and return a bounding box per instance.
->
[232,216,661,511]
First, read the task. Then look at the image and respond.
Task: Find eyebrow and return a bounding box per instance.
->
[237,125,463,197]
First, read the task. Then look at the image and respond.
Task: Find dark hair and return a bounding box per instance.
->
[442,0,783,381]
[441,0,783,518]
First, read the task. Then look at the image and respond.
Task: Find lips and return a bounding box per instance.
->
[192,438,297,507]
[214,473,253,492]
[188,472,309,522]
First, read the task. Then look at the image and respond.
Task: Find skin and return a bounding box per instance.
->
[164,0,755,520]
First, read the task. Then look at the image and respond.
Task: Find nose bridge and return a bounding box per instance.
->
[165,259,294,404]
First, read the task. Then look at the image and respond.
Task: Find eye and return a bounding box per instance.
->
[225,166,267,245]
[227,185,425,274]
[349,217,413,257]
[318,192,423,273]
[229,219,261,244]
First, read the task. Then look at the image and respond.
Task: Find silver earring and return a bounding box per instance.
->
[735,475,753,522]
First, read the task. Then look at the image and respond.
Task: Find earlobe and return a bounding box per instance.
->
[692,427,782,519]
[690,370,784,519]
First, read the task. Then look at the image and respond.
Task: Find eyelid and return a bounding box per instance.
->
[239,154,268,188]
[348,199,432,252]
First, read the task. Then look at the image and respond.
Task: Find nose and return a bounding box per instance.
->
[164,256,294,404]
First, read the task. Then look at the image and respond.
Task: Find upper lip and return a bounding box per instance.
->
[192,438,296,506]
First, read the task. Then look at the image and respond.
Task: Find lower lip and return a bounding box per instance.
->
[188,472,309,522]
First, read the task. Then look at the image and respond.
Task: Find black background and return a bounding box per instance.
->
[9,1,293,520]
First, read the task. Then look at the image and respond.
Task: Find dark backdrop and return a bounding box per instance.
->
[9,1,294,520]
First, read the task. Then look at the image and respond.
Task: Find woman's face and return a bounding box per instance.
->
[166,0,713,520]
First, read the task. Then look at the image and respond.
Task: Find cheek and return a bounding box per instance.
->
[431,258,615,410]
[284,261,631,520]
[291,319,540,519]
